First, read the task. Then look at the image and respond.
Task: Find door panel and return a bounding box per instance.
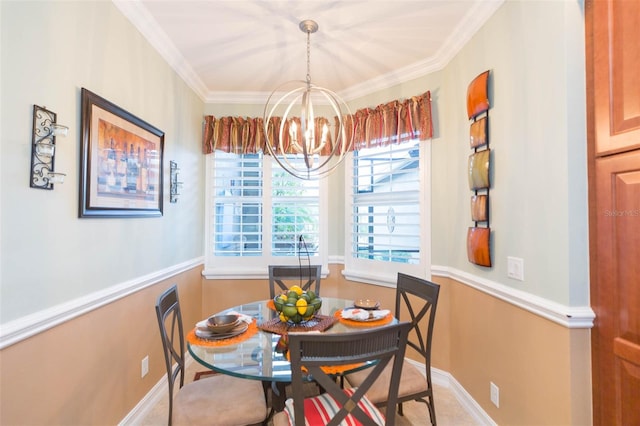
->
[593,0,640,155]
[588,1,640,423]
[594,150,640,425]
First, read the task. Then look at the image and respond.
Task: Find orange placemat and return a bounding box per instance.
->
[285,351,364,375]
[187,319,258,347]
[334,309,394,327]
[259,315,337,335]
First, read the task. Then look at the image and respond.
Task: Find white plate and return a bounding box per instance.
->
[341,308,390,322]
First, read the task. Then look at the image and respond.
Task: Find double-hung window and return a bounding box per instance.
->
[204,151,327,278]
[343,139,430,285]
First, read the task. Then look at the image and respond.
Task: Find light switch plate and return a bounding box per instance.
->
[507,256,524,281]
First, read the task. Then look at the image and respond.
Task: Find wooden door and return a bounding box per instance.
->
[586,0,640,424]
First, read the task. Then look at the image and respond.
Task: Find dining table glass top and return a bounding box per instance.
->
[187,297,397,382]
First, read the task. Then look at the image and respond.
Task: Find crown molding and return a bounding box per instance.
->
[112,0,209,101]
[113,0,504,105]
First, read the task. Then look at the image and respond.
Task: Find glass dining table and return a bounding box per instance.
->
[187,297,397,383]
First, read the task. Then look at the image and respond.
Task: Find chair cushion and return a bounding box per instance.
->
[279,388,385,426]
[346,360,428,404]
[172,374,267,425]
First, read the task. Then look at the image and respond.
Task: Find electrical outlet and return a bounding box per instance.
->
[141,356,149,378]
[507,256,524,281]
[490,382,500,407]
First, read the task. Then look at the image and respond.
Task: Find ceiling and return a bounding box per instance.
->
[113,0,503,103]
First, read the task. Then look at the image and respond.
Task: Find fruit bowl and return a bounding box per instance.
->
[273,286,322,324]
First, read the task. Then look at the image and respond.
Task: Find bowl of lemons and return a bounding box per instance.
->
[273,285,322,324]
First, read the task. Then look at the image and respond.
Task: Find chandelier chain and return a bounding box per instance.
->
[306,29,311,85]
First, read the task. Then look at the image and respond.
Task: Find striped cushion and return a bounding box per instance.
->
[283,388,385,426]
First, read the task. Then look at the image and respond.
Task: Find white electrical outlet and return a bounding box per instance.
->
[141,356,149,378]
[490,382,500,407]
[507,256,524,281]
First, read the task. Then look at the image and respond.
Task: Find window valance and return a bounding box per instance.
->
[202,91,432,155]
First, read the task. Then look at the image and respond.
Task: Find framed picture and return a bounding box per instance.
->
[80,88,164,218]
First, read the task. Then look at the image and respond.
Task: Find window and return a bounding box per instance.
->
[344,139,430,285]
[204,151,327,278]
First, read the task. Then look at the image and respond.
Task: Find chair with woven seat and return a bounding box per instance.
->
[272,322,412,426]
[155,285,268,426]
[345,273,441,425]
[268,265,322,299]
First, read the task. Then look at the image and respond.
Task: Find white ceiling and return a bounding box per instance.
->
[113,0,503,103]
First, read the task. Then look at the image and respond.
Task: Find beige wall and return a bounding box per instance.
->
[439,276,591,425]
[0,265,589,425]
[0,266,203,425]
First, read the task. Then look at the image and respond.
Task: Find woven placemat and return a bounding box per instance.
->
[259,314,338,335]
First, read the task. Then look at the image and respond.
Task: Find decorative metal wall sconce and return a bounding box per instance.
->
[169,160,183,203]
[30,105,68,189]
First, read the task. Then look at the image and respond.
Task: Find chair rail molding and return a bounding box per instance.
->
[0,257,204,349]
[431,265,595,329]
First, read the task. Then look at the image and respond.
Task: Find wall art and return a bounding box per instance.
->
[80,88,164,218]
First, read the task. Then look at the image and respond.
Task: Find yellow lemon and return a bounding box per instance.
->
[290,285,304,296]
[279,312,289,323]
[296,298,308,315]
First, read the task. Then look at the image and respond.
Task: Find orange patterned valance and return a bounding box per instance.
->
[202,91,432,155]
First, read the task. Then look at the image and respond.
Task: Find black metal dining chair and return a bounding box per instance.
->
[268,265,322,299]
[345,273,441,425]
[155,285,267,426]
[272,322,412,426]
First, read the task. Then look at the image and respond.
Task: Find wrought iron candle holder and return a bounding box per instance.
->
[169,160,183,203]
[30,105,68,190]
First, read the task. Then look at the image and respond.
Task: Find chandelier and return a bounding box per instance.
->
[263,19,353,180]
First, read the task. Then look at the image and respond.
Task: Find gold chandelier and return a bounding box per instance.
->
[263,19,353,180]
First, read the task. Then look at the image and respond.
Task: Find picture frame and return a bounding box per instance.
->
[79,88,164,218]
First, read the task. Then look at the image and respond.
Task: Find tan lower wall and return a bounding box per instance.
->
[203,266,590,425]
[433,276,592,426]
[0,266,203,426]
[0,264,591,425]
